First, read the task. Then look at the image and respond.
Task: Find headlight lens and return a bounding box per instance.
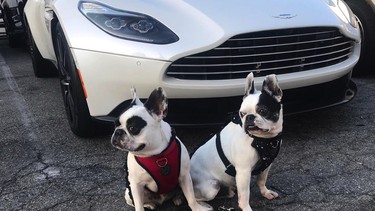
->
[79,1,179,44]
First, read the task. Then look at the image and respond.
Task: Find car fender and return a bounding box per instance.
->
[24,0,56,62]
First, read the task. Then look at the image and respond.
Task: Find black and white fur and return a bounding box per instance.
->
[190,73,283,211]
[111,87,212,211]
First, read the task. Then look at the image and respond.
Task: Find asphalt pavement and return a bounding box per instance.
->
[0,39,374,211]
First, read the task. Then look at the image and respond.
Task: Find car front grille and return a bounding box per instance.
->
[166,27,355,80]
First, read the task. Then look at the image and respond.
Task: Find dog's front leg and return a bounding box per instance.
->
[179,173,212,211]
[130,182,145,211]
[257,165,279,200]
[235,169,252,211]
[179,173,198,209]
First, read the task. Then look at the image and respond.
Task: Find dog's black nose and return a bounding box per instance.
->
[246,114,256,124]
[114,129,125,137]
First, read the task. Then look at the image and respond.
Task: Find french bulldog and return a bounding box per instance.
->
[111,87,212,211]
[190,73,283,211]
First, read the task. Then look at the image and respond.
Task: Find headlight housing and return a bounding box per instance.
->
[79,1,179,44]
[326,0,358,28]
[337,0,358,28]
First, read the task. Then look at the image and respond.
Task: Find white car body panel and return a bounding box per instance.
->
[24,0,56,61]
[28,0,360,61]
[24,0,361,117]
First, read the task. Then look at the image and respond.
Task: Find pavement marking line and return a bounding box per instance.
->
[0,53,38,142]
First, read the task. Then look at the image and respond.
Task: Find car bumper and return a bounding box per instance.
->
[72,39,359,126]
[95,72,356,126]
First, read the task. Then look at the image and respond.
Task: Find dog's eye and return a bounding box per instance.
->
[128,126,141,135]
[258,107,268,115]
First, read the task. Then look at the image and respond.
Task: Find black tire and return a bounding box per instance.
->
[345,0,375,75]
[24,16,56,77]
[54,22,110,137]
[1,7,17,47]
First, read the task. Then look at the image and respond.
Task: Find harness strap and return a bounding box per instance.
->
[216,132,236,177]
[216,114,282,177]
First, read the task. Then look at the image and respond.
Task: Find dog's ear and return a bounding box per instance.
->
[244,72,256,98]
[130,86,143,106]
[144,87,168,121]
[262,74,282,102]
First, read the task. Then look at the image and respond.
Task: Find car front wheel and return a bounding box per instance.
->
[54,22,110,137]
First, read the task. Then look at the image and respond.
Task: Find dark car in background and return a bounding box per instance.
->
[0,0,27,47]
[344,0,375,75]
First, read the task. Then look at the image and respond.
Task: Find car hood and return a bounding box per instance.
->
[54,0,359,61]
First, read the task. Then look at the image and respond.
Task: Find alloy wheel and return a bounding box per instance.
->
[56,33,75,125]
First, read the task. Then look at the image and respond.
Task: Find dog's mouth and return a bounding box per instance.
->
[246,125,269,132]
[133,143,146,152]
[112,138,146,152]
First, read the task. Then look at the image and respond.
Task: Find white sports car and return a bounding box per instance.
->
[24,0,360,137]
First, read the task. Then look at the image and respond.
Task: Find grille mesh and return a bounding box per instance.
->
[166,27,355,80]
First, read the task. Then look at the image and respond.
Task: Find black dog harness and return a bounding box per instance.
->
[216,115,282,176]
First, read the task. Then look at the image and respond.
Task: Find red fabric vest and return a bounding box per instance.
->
[135,137,181,194]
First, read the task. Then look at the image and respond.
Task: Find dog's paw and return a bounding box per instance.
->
[262,189,279,200]
[124,190,135,207]
[227,187,236,198]
[218,206,236,211]
[144,203,157,210]
[172,194,184,206]
[196,201,213,211]
[238,205,253,211]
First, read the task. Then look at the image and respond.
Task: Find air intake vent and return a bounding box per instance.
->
[166,27,355,80]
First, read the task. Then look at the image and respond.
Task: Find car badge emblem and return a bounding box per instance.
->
[273,14,297,19]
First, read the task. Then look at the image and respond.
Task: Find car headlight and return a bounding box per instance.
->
[326,0,358,28]
[78,1,179,44]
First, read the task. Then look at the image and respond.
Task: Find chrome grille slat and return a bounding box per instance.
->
[169,53,352,75]
[215,36,344,50]
[171,46,353,67]
[166,27,355,80]
[185,41,352,59]
[229,30,337,41]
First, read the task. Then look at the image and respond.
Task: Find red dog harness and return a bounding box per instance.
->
[135,135,181,194]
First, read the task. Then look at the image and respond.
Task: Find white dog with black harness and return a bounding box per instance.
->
[190,73,283,211]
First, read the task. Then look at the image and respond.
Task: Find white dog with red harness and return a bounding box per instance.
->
[111,87,212,211]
